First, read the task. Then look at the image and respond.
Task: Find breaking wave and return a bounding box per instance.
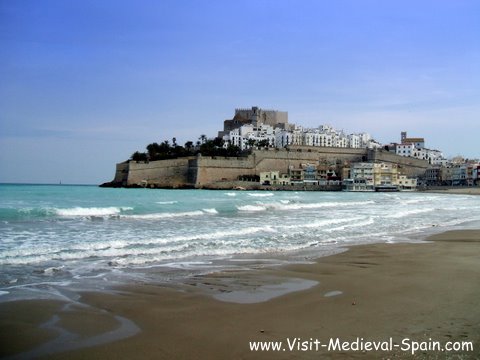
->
[55,207,133,217]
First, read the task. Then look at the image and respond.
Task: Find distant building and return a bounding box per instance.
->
[220,106,384,151]
[401,131,425,148]
[397,131,445,165]
[219,106,289,138]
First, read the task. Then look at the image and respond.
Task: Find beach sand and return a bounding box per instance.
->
[423,187,480,195]
[1,230,480,359]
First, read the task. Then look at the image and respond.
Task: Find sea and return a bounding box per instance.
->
[1,183,480,303]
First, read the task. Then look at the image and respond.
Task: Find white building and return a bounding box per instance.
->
[397,175,417,191]
[222,114,380,151]
[396,143,415,157]
[223,124,276,151]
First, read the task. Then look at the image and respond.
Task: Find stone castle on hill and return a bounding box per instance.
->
[219,107,289,137]
[104,106,452,190]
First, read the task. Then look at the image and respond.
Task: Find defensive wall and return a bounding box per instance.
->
[108,158,194,188]
[368,149,429,177]
[105,147,428,189]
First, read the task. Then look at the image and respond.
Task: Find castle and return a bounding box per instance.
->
[103,106,434,190]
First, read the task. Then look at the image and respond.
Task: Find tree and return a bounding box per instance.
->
[213,137,224,148]
[146,142,161,160]
[257,139,270,149]
[131,151,148,162]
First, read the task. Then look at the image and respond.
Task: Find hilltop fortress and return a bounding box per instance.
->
[105,107,431,189]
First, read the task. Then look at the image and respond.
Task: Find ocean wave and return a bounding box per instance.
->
[240,200,375,212]
[224,192,237,197]
[156,201,178,205]
[202,208,219,214]
[280,217,356,229]
[325,217,375,232]
[123,209,216,219]
[247,193,274,197]
[385,208,434,219]
[237,205,267,212]
[55,207,133,217]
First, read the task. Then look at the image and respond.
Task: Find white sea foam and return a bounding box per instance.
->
[247,193,274,197]
[280,217,355,230]
[243,200,375,212]
[124,210,207,219]
[55,207,133,217]
[43,266,65,275]
[325,217,375,232]
[4,186,480,302]
[202,208,218,214]
[237,205,267,212]
[385,208,434,218]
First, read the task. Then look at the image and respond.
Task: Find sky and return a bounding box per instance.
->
[1,0,479,184]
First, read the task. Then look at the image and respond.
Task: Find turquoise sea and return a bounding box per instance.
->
[1,183,480,302]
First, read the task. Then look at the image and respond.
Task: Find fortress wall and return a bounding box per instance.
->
[368,150,429,177]
[190,156,256,187]
[252,147,368,173]
[111,147,428,188]
[127,158,192,187]
[191,148,369,187]
[113,162,130,186]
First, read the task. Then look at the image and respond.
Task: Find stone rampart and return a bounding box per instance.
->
[368,149,429,177]
[113,162,129,186]
[107,147,429,188]
[253,147,367,173]
[188,155,255,187]
[127,158,193,187]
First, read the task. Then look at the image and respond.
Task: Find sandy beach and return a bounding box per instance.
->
[1,230,480,359]
[422,187,480,195]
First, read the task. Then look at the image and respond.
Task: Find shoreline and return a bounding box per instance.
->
[1,230,480,359]
[421,186,480,195]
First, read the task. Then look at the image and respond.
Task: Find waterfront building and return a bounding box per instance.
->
[452,165,468,186]
[397,175,417,191]
[260,171,280,185]
[425,167,442,186]
[343,162,400,191]
[473,164,480,186]
[349,163,375,190]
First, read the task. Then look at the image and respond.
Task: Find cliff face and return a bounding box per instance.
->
[102,148,429,189]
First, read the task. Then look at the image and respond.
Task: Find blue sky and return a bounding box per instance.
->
[1,0,479,184]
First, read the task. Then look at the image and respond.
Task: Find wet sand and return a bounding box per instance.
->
[1,230,480,359]
[423,187,480,195]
